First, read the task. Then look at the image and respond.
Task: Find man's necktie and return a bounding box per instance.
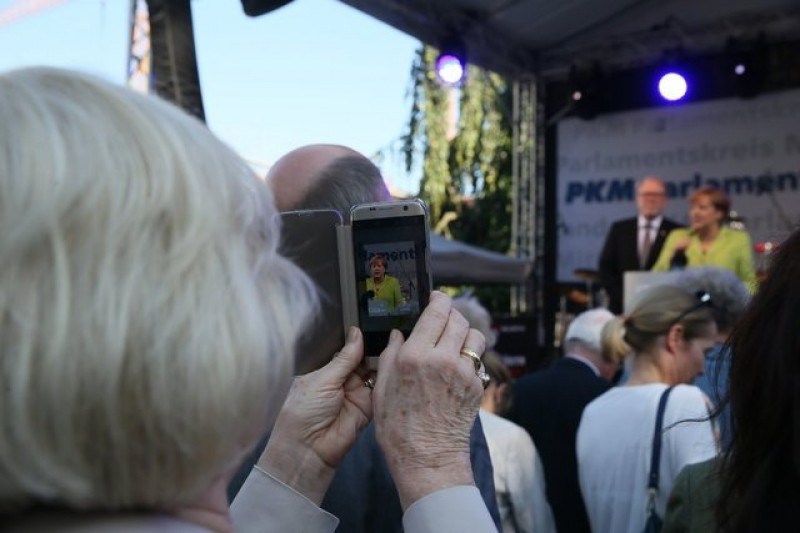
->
[640,221,653,268]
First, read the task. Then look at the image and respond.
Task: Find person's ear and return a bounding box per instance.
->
[665,323,685,354]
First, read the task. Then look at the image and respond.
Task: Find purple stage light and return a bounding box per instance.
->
[436,54,464,84]
[658,72,688,102]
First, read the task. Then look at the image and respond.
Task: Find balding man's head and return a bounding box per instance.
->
[267,144,390,215]
[636,176,668,219]
[267,144,392,375]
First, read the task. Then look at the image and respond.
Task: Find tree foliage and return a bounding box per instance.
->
[402,44,514,312]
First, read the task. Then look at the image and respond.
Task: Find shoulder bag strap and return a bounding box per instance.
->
[648,385,676,491]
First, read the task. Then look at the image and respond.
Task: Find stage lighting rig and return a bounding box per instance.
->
[656,49,689,103]
[568,64,604,120]
[435,39,467,85]
[727,36,766,99]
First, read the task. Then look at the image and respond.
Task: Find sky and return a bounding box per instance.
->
[0,0,423,193]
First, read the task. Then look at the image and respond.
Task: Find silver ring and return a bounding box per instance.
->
[459,348,482,372]
[478,371,491,389]
[364,376,375,390]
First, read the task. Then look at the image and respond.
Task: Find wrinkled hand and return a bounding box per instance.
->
[259,327,373,505]
[373,291,486,510]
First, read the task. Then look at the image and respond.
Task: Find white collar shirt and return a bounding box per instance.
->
[637,214,663,256]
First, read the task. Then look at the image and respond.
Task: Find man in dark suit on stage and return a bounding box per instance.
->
[508,308,618,533]
[598,176,681,313]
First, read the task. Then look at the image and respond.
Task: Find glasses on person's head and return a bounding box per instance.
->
[669,291,713,327]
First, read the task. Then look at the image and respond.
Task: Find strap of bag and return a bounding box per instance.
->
[648,385,675,491]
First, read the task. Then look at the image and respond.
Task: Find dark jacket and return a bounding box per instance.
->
[507,357,610,533]
[665,456,800,533]
[598,216,682,313]
[320,418,501,532]
[228,418,501,532]
[663,457,720,533]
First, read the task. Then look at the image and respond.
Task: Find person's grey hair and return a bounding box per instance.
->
[0,68,316,511]
[292,155,391,220]
[674,266,750,333]
[563,308,615,354]
[452,295,498,350]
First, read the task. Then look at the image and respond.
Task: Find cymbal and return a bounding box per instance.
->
[567,289,589,305]
[573,268,600,282]
[557,285,589,305]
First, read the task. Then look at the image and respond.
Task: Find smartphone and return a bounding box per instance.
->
[349,199,433,364]
[279,209,345,375]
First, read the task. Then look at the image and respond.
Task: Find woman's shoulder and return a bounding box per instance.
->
[720,225,752,242]
[480,410,530,439]
[479,410,535,452]
[679,456,720,479]
[585,384,665,412]
[665,384,714,421]
[669,383,710,404]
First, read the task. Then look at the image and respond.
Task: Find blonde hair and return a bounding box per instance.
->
[0,68,316,510]
[602,285,714,361]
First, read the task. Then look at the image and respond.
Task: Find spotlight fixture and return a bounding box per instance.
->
[656,49,689,103]
[568,64,604,120]
[658,72,688,101]
[727,36,766,99]
[435,39,466,85]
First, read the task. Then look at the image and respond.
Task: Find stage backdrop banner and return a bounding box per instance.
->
[557,89,800,281]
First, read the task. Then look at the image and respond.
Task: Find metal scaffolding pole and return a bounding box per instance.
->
[127,0,152,93]
[510,77,537,316]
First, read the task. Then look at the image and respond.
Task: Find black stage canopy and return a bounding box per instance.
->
[337,0,800,79]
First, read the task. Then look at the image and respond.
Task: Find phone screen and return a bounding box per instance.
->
[351,212,431,357]
[279,210,344,374]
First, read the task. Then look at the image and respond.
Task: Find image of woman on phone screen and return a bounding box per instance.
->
[366,254,404,315]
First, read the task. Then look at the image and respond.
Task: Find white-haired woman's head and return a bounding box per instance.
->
[0,68,315,511]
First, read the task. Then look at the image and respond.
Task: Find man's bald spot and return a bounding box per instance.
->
[267,144,362,211]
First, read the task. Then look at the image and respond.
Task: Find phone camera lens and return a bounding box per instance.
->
[403,205,408,211]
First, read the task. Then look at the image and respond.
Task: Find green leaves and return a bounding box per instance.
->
[401,45,514,311]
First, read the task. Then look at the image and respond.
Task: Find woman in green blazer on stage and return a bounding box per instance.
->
[652,186,756,291]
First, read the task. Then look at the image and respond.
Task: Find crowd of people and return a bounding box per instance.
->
[0,65,795,533]
[0,68,495,533]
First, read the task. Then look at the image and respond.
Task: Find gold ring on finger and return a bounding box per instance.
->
[459,348,482,372]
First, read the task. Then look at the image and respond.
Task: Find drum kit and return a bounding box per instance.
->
[553,268,608,349]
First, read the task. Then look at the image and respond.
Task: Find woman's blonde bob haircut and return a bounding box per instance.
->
[0,68,315,511]
[602,285,714,363]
